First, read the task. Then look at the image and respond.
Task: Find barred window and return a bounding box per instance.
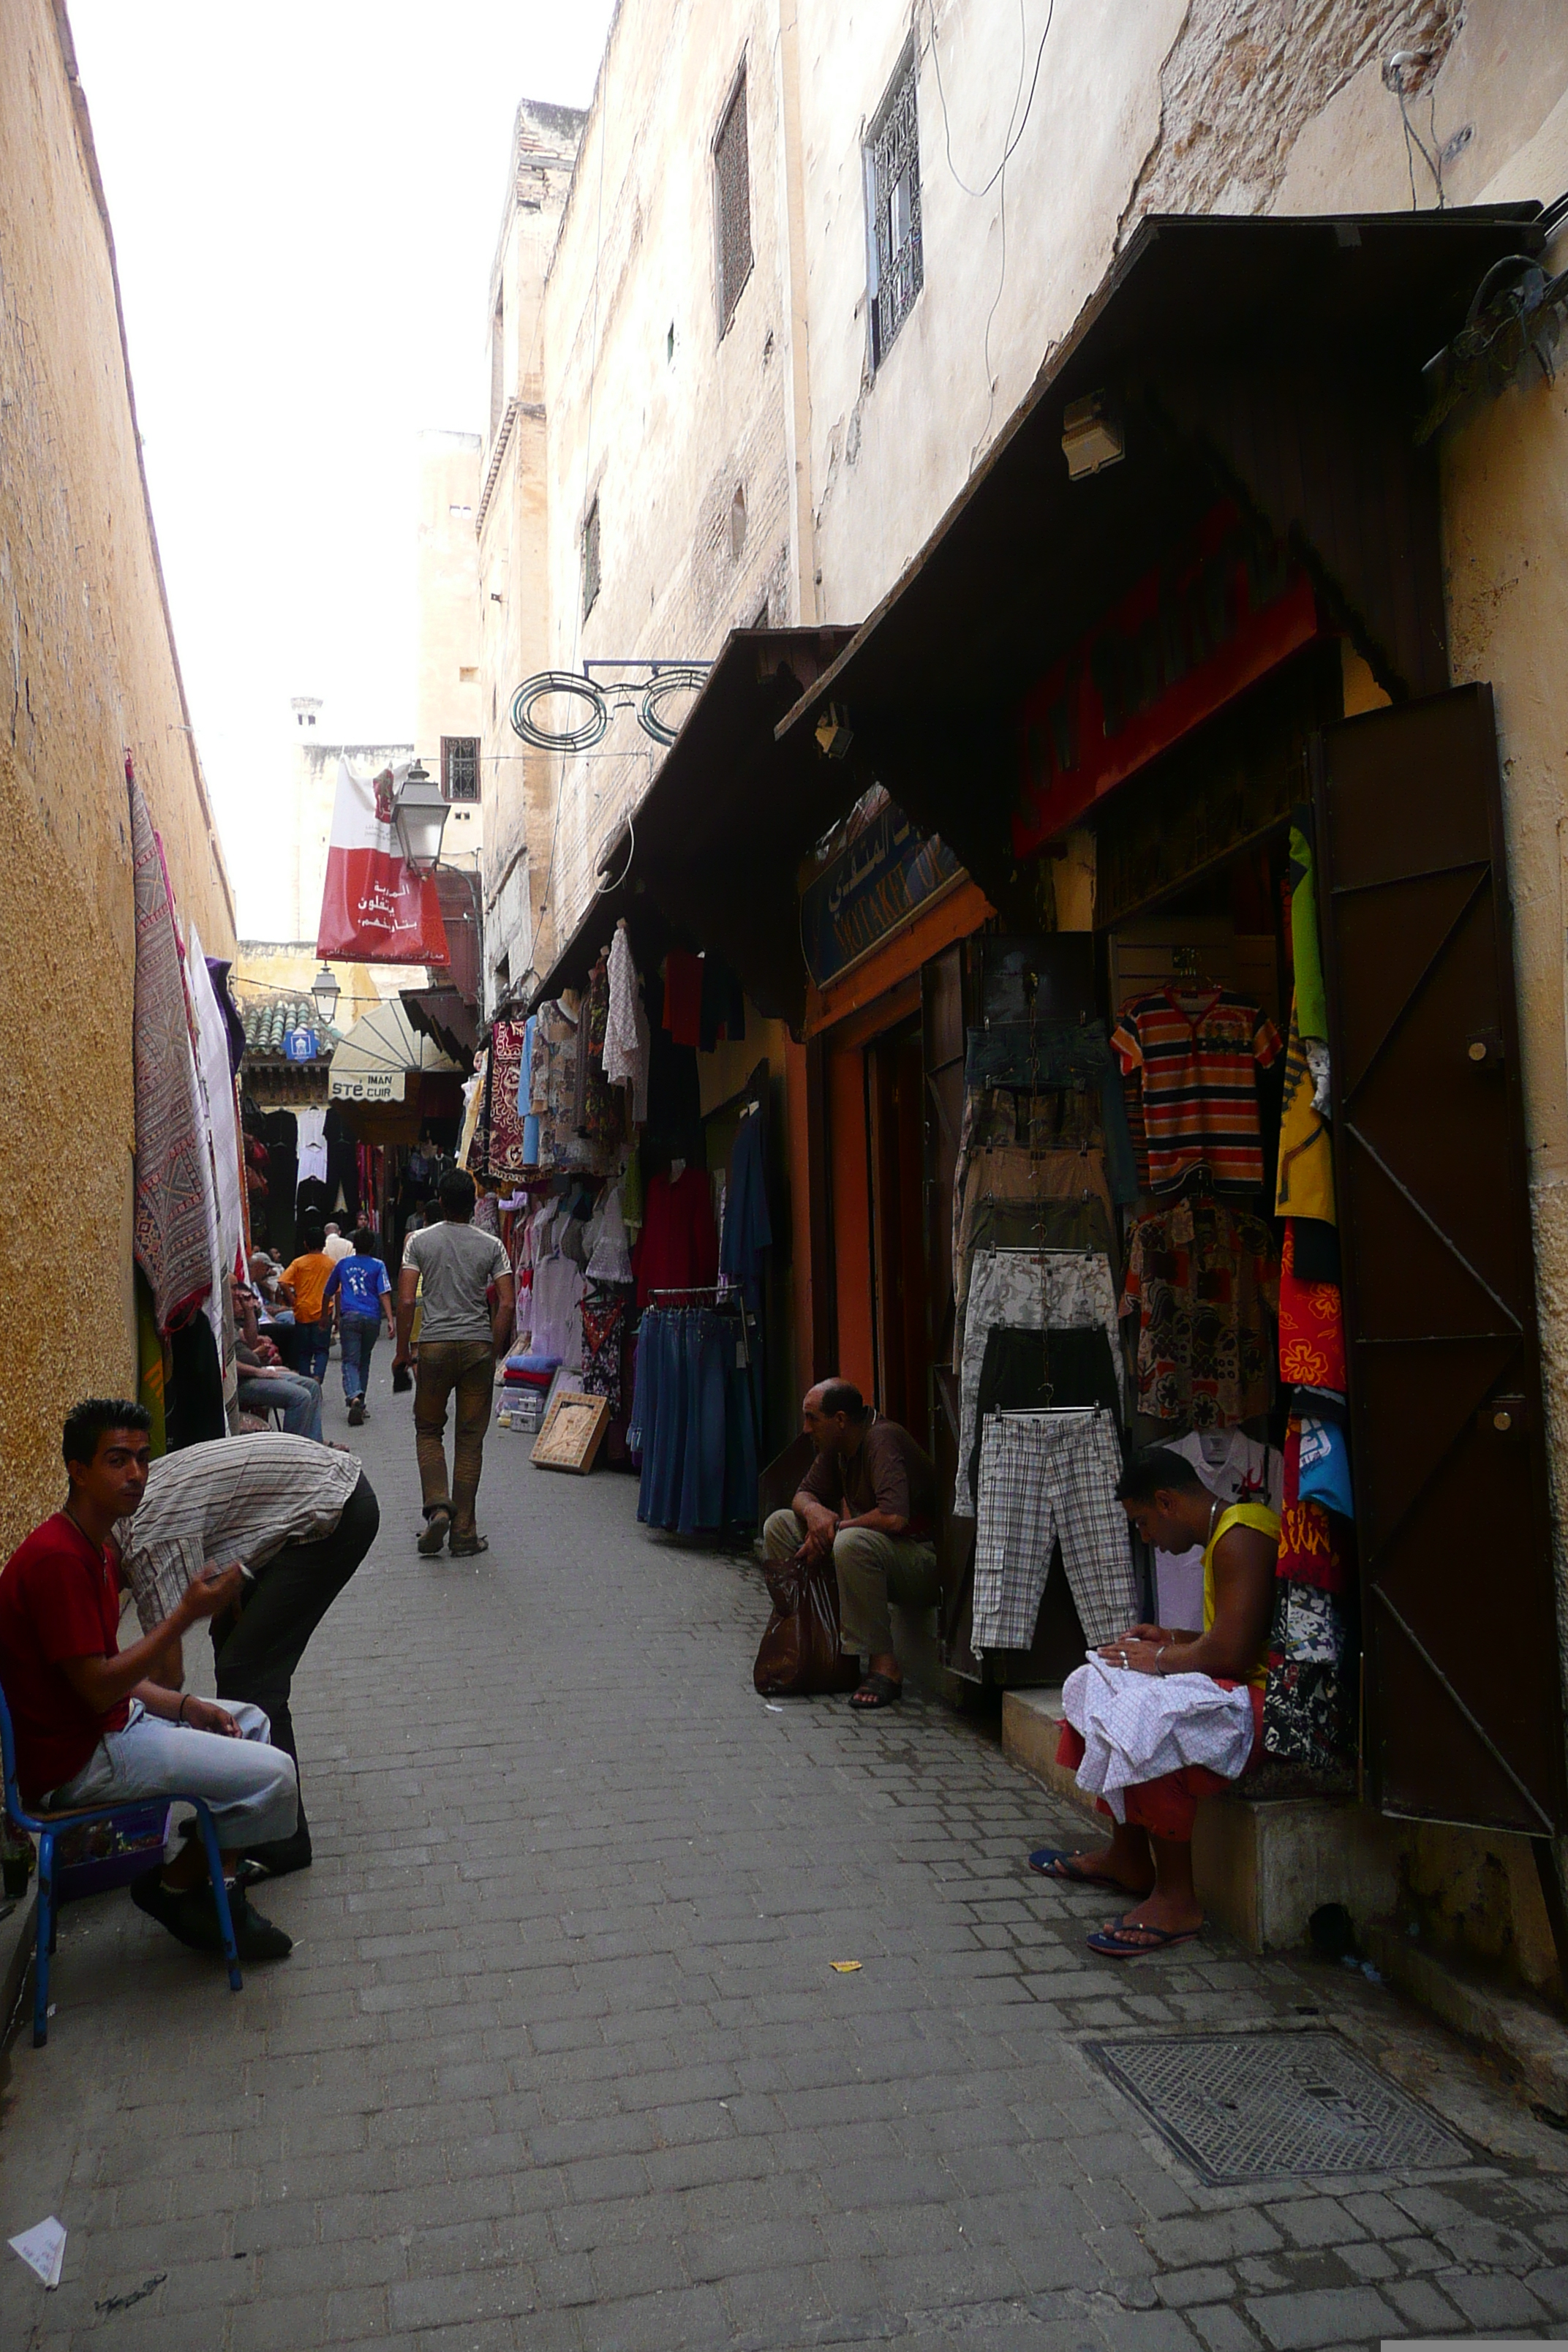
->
[865,46,923,370]
[582,497,600,622]
[714,71,753,338]
[441,737,480,804]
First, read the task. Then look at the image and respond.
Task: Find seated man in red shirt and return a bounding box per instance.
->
[0,1399,298,1963]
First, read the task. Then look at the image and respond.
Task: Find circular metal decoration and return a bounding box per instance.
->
[638,666,709,747]
[510,671,609,752]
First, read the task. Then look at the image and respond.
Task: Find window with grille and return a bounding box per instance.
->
[865,46,923,369]
[441,736,480,804]
[713,70,753,338]
[582,497,600,621]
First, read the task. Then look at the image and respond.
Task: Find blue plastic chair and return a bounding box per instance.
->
[0,1685,242,2046]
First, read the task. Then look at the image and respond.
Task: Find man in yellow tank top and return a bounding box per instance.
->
[1033,1447,1279,1958]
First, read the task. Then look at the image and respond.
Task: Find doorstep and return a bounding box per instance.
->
[1002,1685,1398,1952]
[1365,1922,1568,2114]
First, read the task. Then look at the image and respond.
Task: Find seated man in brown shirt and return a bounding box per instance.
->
[763,1379,939,1711]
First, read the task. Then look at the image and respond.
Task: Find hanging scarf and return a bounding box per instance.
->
[129,771,214,1334]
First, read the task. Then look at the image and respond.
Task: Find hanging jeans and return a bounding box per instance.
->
[339,1314,382,1402]
[636,1308,753,1534]
[971,1408,1134,1651]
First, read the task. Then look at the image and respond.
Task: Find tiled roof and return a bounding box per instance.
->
[240,995,342,1060]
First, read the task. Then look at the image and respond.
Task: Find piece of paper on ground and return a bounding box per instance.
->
[9,2216,66,2287]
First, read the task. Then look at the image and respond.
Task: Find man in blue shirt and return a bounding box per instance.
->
[323,1226,393,1428]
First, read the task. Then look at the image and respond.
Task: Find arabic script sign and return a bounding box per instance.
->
[1012,500,1318,859]
[801,802,963,991]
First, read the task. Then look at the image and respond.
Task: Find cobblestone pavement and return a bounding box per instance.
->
[4,1360,1568,2351]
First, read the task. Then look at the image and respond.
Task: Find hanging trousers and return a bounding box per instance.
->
[971,1408,1134,1651]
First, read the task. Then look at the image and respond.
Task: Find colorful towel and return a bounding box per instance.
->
[129,772,213,1334]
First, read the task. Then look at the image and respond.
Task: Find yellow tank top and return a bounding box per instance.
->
[1202,1501,1281,1690]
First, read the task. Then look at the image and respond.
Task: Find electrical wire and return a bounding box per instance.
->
[929,0,1055,202]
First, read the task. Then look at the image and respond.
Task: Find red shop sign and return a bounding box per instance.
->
[1012,500,1319,859]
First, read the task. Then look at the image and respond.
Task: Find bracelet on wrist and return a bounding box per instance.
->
[178,1694,192,1724]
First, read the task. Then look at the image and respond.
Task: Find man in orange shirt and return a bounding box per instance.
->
[279,1225,333,1384]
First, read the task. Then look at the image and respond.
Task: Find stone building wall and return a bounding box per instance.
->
[0,0,235,1551]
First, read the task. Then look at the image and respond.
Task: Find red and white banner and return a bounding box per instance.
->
[315,758,450,966]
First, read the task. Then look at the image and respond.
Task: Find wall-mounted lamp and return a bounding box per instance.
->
[393,759,451,876]
[1062,391,1124,480]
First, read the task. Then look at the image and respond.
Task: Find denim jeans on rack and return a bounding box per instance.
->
[677,1312,729,1534]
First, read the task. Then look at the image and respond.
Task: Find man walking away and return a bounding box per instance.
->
[0,1402,296,1962]
[322,1221,353,1266]
[278,1226,333,1382]
[764,1379,940,1712]
[396,1171,513,1558]
[324,1226,393,1426]
[113,1432,378,1880]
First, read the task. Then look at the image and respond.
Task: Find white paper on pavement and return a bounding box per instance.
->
[9,2215,66,2287]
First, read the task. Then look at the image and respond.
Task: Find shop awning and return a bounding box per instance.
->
[401,984,478,1069]
[527,626,855,1027]
[775,202,1548,898]
[329,998,461,1106]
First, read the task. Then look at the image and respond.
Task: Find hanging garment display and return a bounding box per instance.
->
[700,954,747,1051]
[129,773,214,1335]
[630,1304,758,1534]
[953,1145,1117,1357]
[718,1107,772,1308]
[1112,987,1282,1193]
[1273,995,1337,1221]
[580,1289,631,1421]
[1278,1218,1346,1391]
[1288,818,1328,1044]
[478,1017,529,1178]
[295,1107,328,1194]
[962,1019,1139,1206]
[955,1248,1121,1514]
[662,950,703,1049]
[965,1324,1122,1500]
[604,920,641,1082]
[315,755,450,965]
[971,1408,1135,1650]
[633,1164,719,1308]
[1119,1196,1278,1428]
[585,1183,635,1284]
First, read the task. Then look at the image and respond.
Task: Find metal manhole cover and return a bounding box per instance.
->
[1085,2031,1466,2185]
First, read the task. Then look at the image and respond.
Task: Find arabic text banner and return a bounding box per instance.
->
[800,800,962,990]
[316,758,451,967]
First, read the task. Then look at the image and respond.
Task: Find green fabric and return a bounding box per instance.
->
[1289,822,1328,1043]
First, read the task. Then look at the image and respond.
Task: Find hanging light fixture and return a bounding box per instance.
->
[393,758,450,876]
[310,965,341,1026]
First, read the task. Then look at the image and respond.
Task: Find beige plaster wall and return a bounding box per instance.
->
[0,0,235,1555]
[414,429,484,871]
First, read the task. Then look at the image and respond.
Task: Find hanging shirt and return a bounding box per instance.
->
[295,1106,328,1191]
[1112,988,1282,1192]
[1120,1198,1278,1428]
[633,1166,718,1307]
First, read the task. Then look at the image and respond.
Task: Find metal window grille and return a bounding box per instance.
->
[867,48,923,369]
[582,497,600,622]
[714,73,753,336]
[441,736,480,804]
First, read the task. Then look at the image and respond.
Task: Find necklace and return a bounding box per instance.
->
[1206,1495,1221,1547]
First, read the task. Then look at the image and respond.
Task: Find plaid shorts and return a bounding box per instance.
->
[972,1407,1135,1651]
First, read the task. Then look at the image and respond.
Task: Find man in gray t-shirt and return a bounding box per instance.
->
[395,1172,514,1556]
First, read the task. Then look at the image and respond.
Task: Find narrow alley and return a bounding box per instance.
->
[4,1368,1568,2351]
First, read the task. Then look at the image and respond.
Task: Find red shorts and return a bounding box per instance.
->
[1055,1682,1264,1843]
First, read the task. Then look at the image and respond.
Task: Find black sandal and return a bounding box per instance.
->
[849,1671,902,1711]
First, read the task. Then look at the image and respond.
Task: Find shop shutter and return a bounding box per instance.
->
[1315,683,1563,1834]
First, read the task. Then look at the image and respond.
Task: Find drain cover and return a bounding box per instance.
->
[1086,2031,1466,2185]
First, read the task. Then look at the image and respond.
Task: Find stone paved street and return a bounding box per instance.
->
[4,1361,1568,2349]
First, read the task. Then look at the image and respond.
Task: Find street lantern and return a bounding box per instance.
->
[393,758,450,877]
[310,965,341,1027]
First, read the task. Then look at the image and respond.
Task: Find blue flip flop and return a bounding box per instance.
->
[1028,1847,1142,1891]
[1086,1915,1202,1959]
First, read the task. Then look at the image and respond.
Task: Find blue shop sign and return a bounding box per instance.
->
[799,800,963,990]
[283,1026,318,1063]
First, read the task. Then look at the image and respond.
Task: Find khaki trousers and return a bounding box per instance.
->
[764,1508,941,1659]
[415,1340,494,1537]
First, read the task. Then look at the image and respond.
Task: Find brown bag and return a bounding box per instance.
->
[753,1546,862,1696]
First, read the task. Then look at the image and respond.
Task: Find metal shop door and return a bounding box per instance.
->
[1316,682,1564,1834]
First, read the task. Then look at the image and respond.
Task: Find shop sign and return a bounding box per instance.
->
[800,799,962,990]
[282,1027,317,1063]
[1013,501,1319,859]
[329,1067,406,1104]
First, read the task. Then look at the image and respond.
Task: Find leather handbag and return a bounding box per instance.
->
[753,1545,862,1697]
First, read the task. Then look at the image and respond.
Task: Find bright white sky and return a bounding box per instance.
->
[69,1,612,932]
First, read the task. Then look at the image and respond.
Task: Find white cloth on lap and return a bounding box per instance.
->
[1062,1656,1256,1823]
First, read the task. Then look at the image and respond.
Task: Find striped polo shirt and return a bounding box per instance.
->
[1112,987,1282,1191]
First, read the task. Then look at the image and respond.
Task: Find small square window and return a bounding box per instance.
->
[714,71,753,338]
[582,498,601,621]
[865,46,923,370]
[440,736,481,804]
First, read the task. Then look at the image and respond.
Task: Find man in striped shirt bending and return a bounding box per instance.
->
[113,1433,379,1882]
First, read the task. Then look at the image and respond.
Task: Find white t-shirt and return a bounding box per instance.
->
[323,1234,353,1263]
[403,1220,512,1343]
